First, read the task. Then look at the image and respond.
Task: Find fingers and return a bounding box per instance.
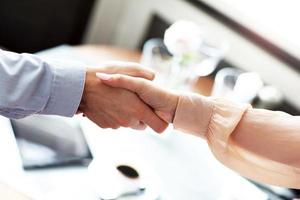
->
[113,116,146,130]
[107,96,167,133]
[96,73,147,94]
[96,61,155,80]
[85,112,120,129]
[131,121,147,130]
[136,102,168,133]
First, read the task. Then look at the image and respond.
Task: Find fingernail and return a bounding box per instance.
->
[146,72,155,80]
[96,73,112,80]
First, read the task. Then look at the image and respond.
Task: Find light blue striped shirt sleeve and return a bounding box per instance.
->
[0,49,86,119]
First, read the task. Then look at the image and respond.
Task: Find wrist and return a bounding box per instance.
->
[169,93,180,123]
[79,68,97,113]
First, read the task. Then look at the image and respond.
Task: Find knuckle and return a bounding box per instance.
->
[134,68,144,75]
[113,74,123,82]
[120,120,131,127]
[111,125,120,129]
[139,81,147,92]
[133,79,147,93]
[131,68,150,78]
[157,123,168,133]
[98,124,108,129]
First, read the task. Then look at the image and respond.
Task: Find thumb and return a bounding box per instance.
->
[96,73,147,94]
[95,61,155,80]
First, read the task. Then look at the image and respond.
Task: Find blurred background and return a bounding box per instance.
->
[1,0,300,113]
[1,0,300,199]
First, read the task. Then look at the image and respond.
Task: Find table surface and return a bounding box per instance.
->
[0,45,257,200]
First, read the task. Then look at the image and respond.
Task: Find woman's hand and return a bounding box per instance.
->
[96,73,179,124]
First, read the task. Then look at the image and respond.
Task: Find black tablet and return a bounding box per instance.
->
[10,115,92,170]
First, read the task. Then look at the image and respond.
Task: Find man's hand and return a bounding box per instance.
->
[79,62,168,133]
[96,73,179,124]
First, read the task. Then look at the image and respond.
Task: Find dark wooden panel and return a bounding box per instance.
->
[139,14,170,49]
[0,0,96,53]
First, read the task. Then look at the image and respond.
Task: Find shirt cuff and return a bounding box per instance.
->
[173,94,214,138]
[40,60,86,117]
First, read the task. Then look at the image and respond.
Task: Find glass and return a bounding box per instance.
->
[212,68,264,104]
[140,38,172,86]
[211,67,242,98]
[141,38,228,91]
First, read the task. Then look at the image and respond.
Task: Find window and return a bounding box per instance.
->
[187,0,300,71]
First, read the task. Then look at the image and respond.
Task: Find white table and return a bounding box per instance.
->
[0,114,267,200]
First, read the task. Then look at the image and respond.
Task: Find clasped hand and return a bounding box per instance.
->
[79,61,179,133]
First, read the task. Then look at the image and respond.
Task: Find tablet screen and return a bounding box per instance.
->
[10,115,92,169]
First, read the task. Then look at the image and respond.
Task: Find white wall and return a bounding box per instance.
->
[84,0,300,110]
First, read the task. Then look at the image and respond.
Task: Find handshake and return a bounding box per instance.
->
[78,61,179,133]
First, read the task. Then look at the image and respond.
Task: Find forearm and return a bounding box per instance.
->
[226,108,300,188]
[0,49,86,118]
[173,93,300,188]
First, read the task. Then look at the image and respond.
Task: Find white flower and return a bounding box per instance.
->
[164,20,203,56]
